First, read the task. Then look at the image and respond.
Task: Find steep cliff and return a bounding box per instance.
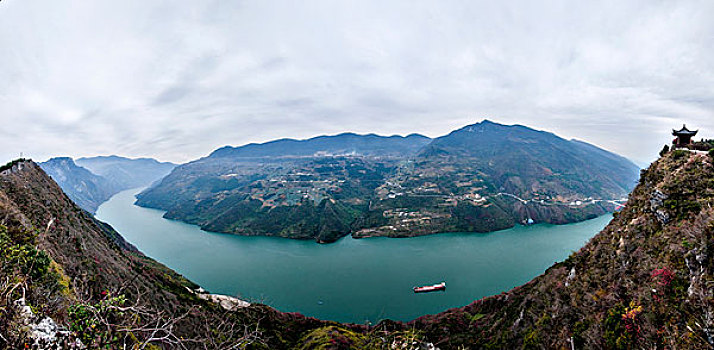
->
[38,157,118,213]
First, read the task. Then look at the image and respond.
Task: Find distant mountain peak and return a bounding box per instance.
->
[75,156,176,190]
[39,157,116,213]
[452,120,517,134]
[209,132,432,158]
[45,156,76,164]
[38,156,177,213]
[76,155,176,165]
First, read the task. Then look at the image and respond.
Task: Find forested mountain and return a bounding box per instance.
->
[418,120,638,200]
[136,121,640,242]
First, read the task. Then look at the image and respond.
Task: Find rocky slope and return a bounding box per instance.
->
[38,157,118,213]
[39,156,176,214]
[136,121,639,242]
[399,148,714,349]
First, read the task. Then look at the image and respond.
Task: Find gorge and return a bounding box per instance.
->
[97,187,612,323]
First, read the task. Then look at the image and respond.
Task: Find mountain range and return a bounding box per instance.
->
[75,155,176,190]
[136,120,640,242]
[210,132,432,158]
[37,157,118,213]
[39,156,175,213]
[1,146,711,348]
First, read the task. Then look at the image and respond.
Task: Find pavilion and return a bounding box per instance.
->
[672,125,698,148]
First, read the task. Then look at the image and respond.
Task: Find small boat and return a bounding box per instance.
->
[413,281,446,293]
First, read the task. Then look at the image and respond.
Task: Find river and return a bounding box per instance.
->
[95,188,611,323]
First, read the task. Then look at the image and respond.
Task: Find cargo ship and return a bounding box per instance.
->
[413,281,446,293]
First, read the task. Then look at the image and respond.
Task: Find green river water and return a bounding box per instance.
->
[95,188,611,324]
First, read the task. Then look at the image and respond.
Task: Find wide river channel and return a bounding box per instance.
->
[96,188,611,324]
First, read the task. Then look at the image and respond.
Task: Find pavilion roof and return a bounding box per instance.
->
[672,124,698,136]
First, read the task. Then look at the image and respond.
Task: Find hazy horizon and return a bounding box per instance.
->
[28,119,650,167]
[2,0,712,165]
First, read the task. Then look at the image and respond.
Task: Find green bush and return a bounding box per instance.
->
[0,158,29,172]
[0,227,51,280]
[522,328,540,349]
[664,199,702,220]
[603,304,627,349]
[671,150,689,160]
[69,294,128,348]
[572,320,590,348]
[659,145,670,157]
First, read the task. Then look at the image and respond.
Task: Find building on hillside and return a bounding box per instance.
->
[672,125,698,148]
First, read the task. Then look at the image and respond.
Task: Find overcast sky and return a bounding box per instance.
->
[1,0,712,165]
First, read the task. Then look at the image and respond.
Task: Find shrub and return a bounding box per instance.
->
[603,304,627,349]
[522,328,540,349]
[671,150,689,160]
[659,145,670,157]
[0,227,50,280]
[621,302,643,336]
[0,158,29,172]
[68,294,129,348]
[664,199,701,220]
[651,267,674,288]
[572,320,590,348]
[0,225,68,347]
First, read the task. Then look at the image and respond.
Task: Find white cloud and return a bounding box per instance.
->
[1,0,712,165]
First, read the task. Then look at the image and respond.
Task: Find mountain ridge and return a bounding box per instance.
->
[137,121,639,242]
[75,155,176,189]
[209,132,432,158]
[38,155,176,213]
[38,157,118,213]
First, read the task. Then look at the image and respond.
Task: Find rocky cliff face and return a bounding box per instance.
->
[38,157,118,213]
[39,155,177,214]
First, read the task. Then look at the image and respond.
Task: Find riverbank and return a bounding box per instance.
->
[96,188,611,323]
